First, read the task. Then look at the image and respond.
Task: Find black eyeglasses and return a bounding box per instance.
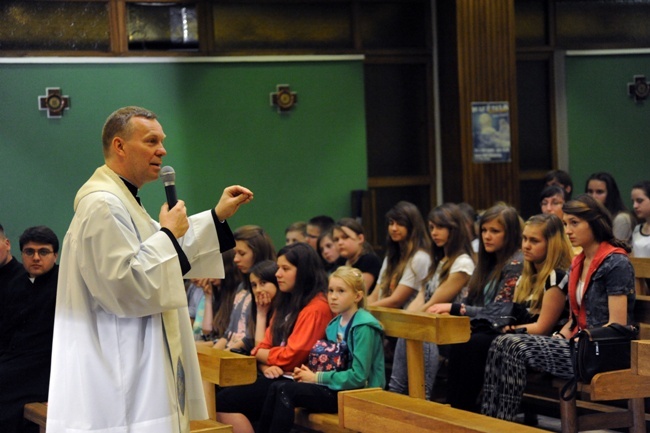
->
[22,248,54,257]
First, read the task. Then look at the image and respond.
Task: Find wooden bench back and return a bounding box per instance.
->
[631,257,650,280]
[367,306,470,344]
[630,258,650,338]
[631,256,650,297]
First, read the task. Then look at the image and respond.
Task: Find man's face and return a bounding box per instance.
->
[305,224,321,250]
[0,234,11,267]
[21,241,58,278]
[119,117,167,188]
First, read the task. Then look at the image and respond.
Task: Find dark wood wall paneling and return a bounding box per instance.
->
[439,0,519,211]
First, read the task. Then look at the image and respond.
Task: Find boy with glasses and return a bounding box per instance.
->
[1,225,59,433]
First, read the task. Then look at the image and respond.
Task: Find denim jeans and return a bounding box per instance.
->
[388,337,439,399]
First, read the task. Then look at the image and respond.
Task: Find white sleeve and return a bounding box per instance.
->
[75,193,190,317]
[181,210,225,279]
[398,250,432,292]
[449,253,475,276]
[375,257,389,297]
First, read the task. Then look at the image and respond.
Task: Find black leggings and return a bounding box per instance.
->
[256,381,338,433]
[217,374,289,423]
[446,332,499,412]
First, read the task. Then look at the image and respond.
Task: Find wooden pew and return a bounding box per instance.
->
[294,307,471,432]
[23,345,257,433]
[337,388,547,433]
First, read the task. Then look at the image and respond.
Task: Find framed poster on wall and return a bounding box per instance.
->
[471,101,511,163]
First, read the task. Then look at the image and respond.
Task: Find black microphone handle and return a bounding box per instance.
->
[165,184,178,209]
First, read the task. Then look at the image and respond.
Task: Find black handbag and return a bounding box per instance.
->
[560,323,638,401]
[469,302,532,334]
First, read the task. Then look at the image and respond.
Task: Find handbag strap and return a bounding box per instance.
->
[560,335,579,401]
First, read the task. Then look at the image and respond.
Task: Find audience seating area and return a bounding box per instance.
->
[23,257,650,433]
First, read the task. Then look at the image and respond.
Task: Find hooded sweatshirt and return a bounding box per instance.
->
[315,308,385,391]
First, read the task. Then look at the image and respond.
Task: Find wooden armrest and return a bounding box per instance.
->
[195,344,257,387]
[195,345,257,421]
[590,368,650,400]
[24,402,47,429]
[631,340,650,376]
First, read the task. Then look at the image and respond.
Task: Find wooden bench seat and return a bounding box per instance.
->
[337,388,547,433]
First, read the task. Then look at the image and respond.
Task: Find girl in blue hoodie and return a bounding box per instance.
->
[256,266,385,433]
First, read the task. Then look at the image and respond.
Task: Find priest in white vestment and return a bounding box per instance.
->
[46,106,253,433]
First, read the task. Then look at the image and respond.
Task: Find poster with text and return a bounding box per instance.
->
[472,101,511,163]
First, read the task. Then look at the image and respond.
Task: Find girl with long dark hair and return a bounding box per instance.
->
[216,243,333,433]
[428,203,524,411]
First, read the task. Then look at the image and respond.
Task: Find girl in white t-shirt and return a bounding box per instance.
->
[631,181,650,257]
[367,201,432,397]
[631,180,650,294]
[389,203,476,399]
[422,203,476,312]
[367,201,432,309]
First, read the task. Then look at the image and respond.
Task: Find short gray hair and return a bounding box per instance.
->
[101,106,157,155]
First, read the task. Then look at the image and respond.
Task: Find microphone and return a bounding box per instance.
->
[160,166,178,209]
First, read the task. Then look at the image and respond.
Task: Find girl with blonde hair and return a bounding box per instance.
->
[509,213,573,333]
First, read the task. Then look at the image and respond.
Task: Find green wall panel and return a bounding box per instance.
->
[566,54,650,208]
[0,59,367,251]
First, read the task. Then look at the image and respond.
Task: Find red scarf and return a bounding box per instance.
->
[568,242,627,332]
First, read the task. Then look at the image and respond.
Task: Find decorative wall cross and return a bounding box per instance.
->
[628,75,649,103]
[270,84,297,113]
[38,87,70,118]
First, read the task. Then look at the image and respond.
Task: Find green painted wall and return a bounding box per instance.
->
[566,54,650,205]
[0,59,367,250]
